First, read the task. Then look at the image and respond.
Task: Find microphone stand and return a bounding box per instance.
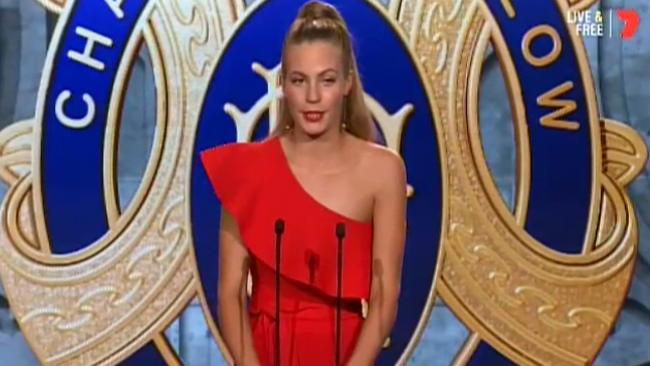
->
[335,223,346,366]
[274,219,285,366]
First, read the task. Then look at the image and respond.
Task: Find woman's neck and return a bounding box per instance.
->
[283,130,352,172]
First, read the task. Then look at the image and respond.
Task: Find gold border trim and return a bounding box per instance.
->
[467,9,532,227]
[452,332,481,366]
[30,0,159,264]
[152,333,183,366]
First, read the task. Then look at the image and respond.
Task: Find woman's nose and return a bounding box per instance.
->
[306,82,321,103]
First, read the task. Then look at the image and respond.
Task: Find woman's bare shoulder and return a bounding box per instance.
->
[359,140,403,169]
[353,138,406,190]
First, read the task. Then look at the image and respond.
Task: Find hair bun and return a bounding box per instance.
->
[298,1,342,22]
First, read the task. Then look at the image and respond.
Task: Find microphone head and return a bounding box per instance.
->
[336,223,346,239]
[275,219,285,234]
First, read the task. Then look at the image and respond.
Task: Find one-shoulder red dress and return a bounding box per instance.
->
[200,137,373,366]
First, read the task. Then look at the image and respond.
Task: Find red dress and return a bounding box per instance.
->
[200,137,373,366]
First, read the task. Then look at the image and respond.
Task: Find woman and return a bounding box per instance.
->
[201,2,406,365]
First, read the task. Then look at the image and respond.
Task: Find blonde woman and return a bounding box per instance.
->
[201,2,406,364]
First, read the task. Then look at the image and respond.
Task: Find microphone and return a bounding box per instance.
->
[274,218,285,366]
[335,223,346,366]
[306,250,320,284]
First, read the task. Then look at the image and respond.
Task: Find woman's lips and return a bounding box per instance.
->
[303,111,324,122]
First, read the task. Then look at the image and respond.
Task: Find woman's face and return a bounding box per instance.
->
[282,40,352,138]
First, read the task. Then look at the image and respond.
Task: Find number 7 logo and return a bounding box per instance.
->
[616,9,640,40]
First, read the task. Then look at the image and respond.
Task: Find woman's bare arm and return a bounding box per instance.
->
[346,150,407,366]
[218,208,261,366]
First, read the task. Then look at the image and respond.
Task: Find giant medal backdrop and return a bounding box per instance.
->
[0,0,647,365]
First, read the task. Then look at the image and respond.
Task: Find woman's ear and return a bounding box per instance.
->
[344,72,353,96]
[277,72,286,97]
[277,70,284,87]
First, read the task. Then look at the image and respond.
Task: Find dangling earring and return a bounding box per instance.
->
[341,98,348,131]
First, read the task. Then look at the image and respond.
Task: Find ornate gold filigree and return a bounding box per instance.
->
[169,0,211,76]
[20,196,187,334]
[34,0,65,13]
[0,0,247,364]
[0,119,33,186]
[5,0,644,365]
[0,120,41,254]
[567,0,600,11]
[395,0,647,364]
[601,118,648,187]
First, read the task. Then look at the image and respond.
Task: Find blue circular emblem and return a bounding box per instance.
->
[191,1,443,365]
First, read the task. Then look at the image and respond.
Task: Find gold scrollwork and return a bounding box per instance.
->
[168,0,211,76]
[19,196,187,334]
[421,0,463,74]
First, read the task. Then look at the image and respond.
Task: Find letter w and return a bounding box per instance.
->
[537,81,579,131]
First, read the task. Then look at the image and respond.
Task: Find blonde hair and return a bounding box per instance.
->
[270,1,374,141]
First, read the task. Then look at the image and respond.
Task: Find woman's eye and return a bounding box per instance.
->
[323,78,336,84]
[291,78,304,84]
